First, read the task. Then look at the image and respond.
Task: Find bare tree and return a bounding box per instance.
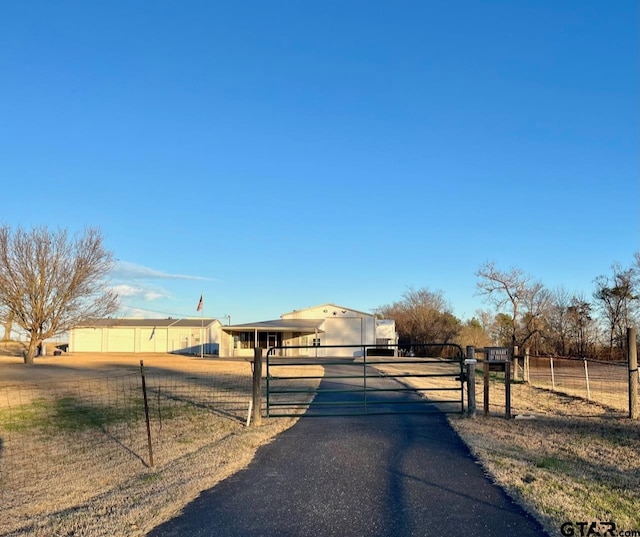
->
[476,261,549,351]
[2,311,14,340]
[476,262,528,348]
[567,294,596,358]
[0,226,119,364]
[375,287,461,353]
[491,312,515,347]
[593,263,638,360]
[519,281,552,352]
[544,288,599,358]
[457,317,492,349]
[471,309,499,345]
[546,287,573,356]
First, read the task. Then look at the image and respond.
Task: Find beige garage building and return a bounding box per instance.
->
[69,318,221,354]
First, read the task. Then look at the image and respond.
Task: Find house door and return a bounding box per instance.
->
[267,333,278,350]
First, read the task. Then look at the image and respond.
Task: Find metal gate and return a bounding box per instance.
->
[266,343,465,417]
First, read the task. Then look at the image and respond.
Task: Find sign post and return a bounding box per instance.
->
[629,328,638,420]
[483,347,512,419]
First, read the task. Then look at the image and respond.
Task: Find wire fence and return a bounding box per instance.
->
[466,355,636,417]
[527,356,631,413]
[0,366,254,499]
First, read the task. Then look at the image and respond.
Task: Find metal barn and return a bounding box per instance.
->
[69,318,221,354]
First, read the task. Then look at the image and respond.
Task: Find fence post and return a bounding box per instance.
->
[505,360,512,419]
[139,360,154,468]
[524,348,530,383]
[252,347,263,426]
[512,345,519,381]
[483,358,490,417]
[363,345,368,414]
[583,359,591,401]
[465,346,477,418]
[628,327,638,420]
[550,356,556,391]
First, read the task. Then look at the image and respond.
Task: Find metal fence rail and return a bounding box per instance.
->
[266,343,465,417]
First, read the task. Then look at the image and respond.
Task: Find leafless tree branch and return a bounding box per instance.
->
[0,226,119,364]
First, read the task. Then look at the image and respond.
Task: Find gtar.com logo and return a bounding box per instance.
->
[561,521,640,537]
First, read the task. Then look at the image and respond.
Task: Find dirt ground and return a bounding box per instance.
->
[0,348,252,385]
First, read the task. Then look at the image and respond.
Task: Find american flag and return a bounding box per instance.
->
[196,295,203,312]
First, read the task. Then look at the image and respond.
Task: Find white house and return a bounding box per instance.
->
[219,303,396,358]
[69,318,221,354]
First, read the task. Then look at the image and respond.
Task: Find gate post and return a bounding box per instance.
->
[505,361,512,420]
[465,346,477,417]
[483,357,490,417]
[252,347,263,426]
[629,327,638,420]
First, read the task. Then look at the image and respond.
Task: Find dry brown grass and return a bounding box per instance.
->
[449,380,640,536]
[0,349,322,537]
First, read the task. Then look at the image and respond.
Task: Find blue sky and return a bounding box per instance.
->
[1,1,638,323]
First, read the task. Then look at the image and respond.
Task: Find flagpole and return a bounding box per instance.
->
[200,293,204,359]
[196,294,204,358]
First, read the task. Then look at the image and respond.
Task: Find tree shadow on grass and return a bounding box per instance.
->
[0,340,26,358]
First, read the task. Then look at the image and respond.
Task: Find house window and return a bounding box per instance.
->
[238,332,255,349]
[312,338,321,347]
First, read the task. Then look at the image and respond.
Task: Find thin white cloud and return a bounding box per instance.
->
[111,284,169,301]
[119,306,166,319]
[111,284,143,297]
[109,261,214,315]
[112,261,215,282]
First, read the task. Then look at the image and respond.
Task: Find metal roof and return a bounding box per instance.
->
[76,318,219,328]
[169,319,219,327]
[280,302,373,318]
[221,319,325,332]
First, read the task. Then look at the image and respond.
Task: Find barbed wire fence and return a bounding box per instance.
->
[0,363,254,500]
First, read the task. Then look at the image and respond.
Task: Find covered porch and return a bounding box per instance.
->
[219,319,325,358]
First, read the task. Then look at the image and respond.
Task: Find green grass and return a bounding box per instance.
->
[535,456,566,471]
[139,472,163,484]
[52,397,141,431]
[0,395,211,433]
[0,397,142,432]
[0,398,50,431]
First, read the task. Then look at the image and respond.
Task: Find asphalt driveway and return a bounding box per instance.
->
[147,366,548,537]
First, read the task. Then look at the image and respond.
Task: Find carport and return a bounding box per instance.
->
[219,319,324,357]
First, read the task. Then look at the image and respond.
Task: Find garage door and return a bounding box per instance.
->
[106,328,135,352]
[72,328,103,352]
[139,327,168,353]
[324,317,363,357]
